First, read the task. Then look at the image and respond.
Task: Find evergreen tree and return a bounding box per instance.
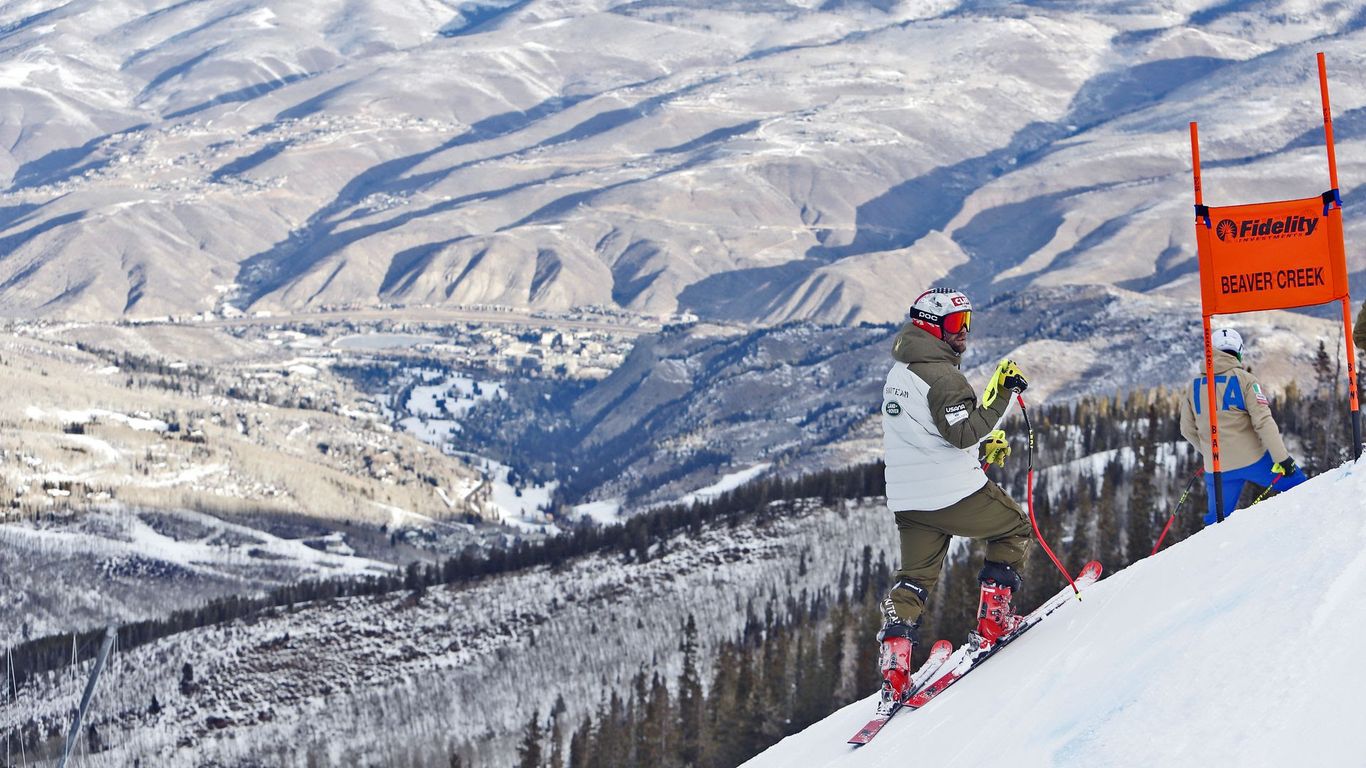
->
[677,616,704,767]
[790,630,818,730]
[729,646,762,763]
[1078,474,1099,559]
[593,692,628,768]
[568,715,594,768]
[179,662,195,696]
[703,643,745,768]
[809,613,845,726]
[1313,339,1335,394]
[1095,458,1123,570]
[751,626,789,746]
[637,673,674,767]
[851,593,881,699]
[1127,437,1159,563]
[548,697,567,768]
[517,709,544,768]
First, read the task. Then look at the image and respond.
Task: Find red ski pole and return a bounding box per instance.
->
[1150,467,1204,556]
[1016,394,1079,597]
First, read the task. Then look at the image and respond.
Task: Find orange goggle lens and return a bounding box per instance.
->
[941,310,971,334]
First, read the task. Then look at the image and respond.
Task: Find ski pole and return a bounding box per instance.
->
[1251,470,1285,506]
[1017,394,1079,598]
[1150,467,1204,556]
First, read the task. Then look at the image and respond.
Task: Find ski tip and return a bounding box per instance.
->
[1069,561,1104,600]
[848,719,888,746]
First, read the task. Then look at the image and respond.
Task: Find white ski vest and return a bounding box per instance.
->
[882,361,989,512]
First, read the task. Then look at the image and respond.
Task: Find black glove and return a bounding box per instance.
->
[1273,456,1298,476]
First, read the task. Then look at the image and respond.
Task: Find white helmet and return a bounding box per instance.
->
[909,288,973,339]
[1212,328,1243,358]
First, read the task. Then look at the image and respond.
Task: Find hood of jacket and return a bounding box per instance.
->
[1209,349,1242,375]
[891,322,962,367]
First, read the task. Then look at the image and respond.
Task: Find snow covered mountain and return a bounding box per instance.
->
[0,0,1362,324]
[743,457,1366,768]
[5,495,905,767]
[457,293,1344,508]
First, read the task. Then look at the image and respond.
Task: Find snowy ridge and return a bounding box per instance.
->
[0,505,400,648]
[6,498,902,767]
[744,458,1366,768]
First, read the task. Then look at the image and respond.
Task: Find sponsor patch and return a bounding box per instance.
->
[1253,382,1269,406]
[884,401,902,416]
[945,402,969,425]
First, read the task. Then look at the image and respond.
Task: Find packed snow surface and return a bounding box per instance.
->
[745,457,1366,768]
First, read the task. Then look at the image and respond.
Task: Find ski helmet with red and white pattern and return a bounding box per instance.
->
[909,288,972,339]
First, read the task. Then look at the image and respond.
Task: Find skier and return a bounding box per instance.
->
[1179,328,1307,525]
[877,287,1033,706]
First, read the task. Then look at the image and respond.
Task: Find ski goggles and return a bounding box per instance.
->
[941,310,971,334]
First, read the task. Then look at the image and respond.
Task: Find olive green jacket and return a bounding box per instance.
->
[890,323,1011,449]
[881,323,1010,511]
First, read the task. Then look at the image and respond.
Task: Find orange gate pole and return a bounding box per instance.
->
[1319,52,1362,459]
[1192,121,1226,520]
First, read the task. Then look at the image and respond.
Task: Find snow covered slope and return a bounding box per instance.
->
[745,457,1366,768]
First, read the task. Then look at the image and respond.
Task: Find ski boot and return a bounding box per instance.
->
[876,594,920,712]
[972,561,1025,648]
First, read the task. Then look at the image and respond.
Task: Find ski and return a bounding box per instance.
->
[847,561,1102,746]
[846,638,952,745]
[903,560,1102,711]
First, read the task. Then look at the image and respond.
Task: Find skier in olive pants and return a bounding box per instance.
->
[890,484,1033,626]
[876,287,1033,707]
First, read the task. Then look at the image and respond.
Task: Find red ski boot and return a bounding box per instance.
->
[876,592,920,709]
[974,581,1024,646]
[973,561,1025,647]
[878,630,914,696]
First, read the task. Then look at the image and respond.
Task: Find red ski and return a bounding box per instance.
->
[847,639,952,745]
[847,561,1102,746]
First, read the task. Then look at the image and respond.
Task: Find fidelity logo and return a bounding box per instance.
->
[1215,215,1319,242]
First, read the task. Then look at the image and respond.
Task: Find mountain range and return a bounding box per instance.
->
[1,0,1363,326]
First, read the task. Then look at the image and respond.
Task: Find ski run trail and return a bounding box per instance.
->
[745,456,1366,768]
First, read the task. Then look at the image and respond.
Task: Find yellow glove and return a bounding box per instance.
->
[983,429,1010,467]
[982,358,1028,407]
